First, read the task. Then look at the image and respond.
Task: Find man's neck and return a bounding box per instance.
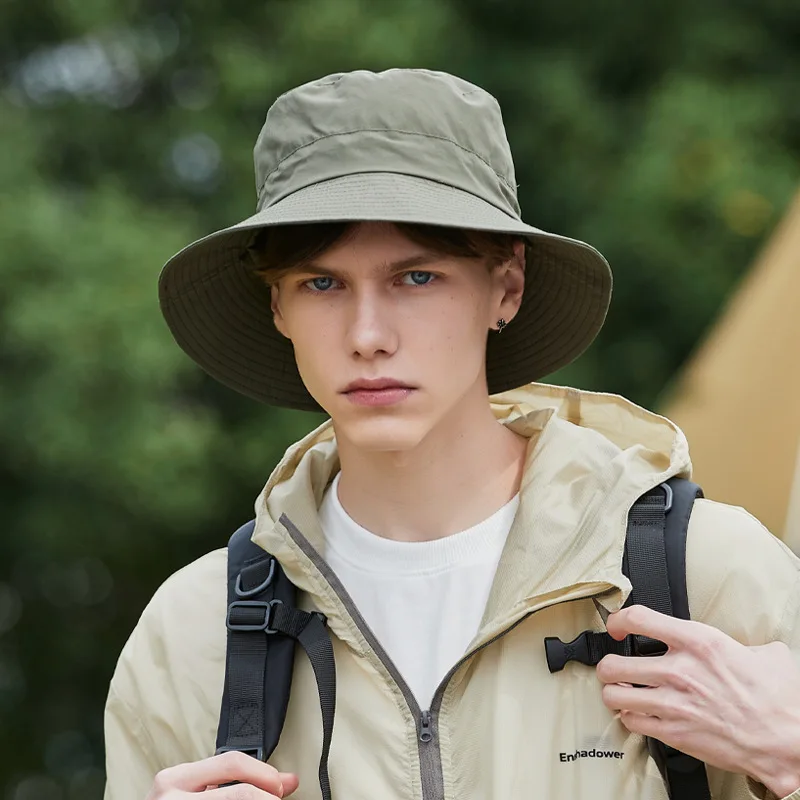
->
[334,399,528,543]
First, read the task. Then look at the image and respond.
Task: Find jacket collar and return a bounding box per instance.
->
[252,383,691,641]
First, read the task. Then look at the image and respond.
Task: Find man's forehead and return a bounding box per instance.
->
[302,223,443,275]
[301,251,443,278]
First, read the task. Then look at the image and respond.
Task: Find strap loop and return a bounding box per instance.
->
[235,558,276,598]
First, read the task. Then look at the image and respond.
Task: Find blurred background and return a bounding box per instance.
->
[1,0,799,797]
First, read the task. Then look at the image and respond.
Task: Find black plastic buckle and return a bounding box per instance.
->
[226,599,283,633]
[234,558,276,598]
[544,631,593,673]
[545,631,668,673]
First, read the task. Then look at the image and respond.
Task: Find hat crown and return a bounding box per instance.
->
[253,69,520,217]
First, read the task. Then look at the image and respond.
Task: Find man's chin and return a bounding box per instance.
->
[333,415,430,453]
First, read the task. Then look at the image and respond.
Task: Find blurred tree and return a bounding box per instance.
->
[0,0,798,796]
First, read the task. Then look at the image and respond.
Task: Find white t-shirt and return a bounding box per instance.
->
[320,473,519,710]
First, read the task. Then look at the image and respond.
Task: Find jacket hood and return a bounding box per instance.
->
[251,383,691,645]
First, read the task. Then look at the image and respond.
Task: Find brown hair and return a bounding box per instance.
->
[248,222,522,286]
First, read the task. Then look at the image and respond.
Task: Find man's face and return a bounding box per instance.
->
[271,222,524,452]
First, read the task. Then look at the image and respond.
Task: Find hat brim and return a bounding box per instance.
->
[159,172,612,411]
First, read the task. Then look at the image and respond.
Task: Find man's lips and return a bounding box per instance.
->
[341,379,416,407]
[341,378,414,393]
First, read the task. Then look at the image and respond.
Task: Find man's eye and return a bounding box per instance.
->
[401,271,435,286]
[305,276,338,291]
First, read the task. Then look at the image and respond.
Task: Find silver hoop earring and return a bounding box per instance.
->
[496,318,507,333]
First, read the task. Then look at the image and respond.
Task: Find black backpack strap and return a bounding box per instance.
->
[659,477,698,621]
[623,482,677,650]
[640,479,709,800]
[544,479,709,800]
[216,520,337,800]
[545,483,678,670]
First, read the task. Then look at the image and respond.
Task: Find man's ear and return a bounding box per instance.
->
[496,241,526,324]
[271,284,290,339]
[513,240,526,272]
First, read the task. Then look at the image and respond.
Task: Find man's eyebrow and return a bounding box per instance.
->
[300,252,441,277]
[380,253,442,272]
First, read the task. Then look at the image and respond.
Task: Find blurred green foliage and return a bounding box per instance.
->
[0,0,798,796]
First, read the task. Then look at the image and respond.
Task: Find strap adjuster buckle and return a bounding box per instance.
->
[226,599,284,633]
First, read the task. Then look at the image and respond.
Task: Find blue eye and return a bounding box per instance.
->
[402,271,435,286]
[306,276,337,292]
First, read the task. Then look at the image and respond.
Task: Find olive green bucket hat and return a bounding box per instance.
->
[159,68,612,411]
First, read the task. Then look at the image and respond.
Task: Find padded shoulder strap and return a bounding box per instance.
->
[216,520,297,762]
[623,478,703,626]
[216,521,337,800]
[660,476,702,621]
[629,479,710,800]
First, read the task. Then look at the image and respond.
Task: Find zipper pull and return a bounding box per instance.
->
[419,710,433,743]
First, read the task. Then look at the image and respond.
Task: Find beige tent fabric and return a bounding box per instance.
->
[664,191,800,545]
[785,440,800,547]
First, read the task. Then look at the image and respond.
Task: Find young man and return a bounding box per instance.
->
[105,69,800,799]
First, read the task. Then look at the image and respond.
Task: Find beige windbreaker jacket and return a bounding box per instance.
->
[104,384,800,800]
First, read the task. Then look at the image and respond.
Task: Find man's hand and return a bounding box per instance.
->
[597,605,800,798]
[146,751,299,799]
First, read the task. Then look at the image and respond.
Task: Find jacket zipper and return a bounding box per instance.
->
[419,710,433,742]
[281,514,604,800]
[415,607,546,800]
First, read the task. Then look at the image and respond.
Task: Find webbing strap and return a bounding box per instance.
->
[222,601,336,800]
[587,631,634,661]
[271,605,336,800]
[625,490,673,615]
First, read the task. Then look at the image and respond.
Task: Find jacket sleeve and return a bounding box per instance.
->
[686,498,800,800]
[103,549,228,800]
[104,680,162,800]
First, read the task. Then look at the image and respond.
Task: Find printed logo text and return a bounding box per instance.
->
[559,749,624,762]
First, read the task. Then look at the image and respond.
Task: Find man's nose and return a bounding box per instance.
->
[346,290,398,359]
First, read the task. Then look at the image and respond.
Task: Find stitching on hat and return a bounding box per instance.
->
[257,128,515,201]
[161,250,247,299]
